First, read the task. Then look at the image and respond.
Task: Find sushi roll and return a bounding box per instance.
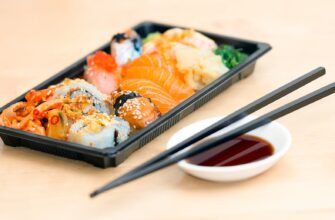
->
[68,113,130,149]
[84,51,121,94]
[111,29,142,66]
[112,91,160,129]
[52,78,112,114]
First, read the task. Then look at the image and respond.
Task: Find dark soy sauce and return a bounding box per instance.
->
[187,134,274,167]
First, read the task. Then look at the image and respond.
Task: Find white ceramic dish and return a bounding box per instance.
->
[166,115,292,182]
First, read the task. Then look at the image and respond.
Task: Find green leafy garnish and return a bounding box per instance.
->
[143,32,161,44]
[214,45,248,69]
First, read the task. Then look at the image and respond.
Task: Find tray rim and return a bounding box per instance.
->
[0,20,272,159]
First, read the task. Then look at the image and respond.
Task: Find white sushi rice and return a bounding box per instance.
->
[112,40,141,66]
[68,114,130,149]
[53,79,111,114]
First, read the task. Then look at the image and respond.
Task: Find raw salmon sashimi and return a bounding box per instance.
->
[120,78,178,114]
[122,53,194,102]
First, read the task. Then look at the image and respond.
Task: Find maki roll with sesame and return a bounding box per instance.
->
[111,30,142,66]
[112,91,160,129]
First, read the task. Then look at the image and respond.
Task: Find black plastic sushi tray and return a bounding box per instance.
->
[0,21,271,168]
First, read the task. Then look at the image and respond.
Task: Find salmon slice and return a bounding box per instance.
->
[120,78,178,114]
[122,53,194,102]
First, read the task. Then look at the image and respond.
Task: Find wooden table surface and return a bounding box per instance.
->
[0,0,334,219]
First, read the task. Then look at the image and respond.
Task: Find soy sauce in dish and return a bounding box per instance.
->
[187,134,274,167]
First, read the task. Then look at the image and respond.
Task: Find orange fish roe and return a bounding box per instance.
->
[87,51,117,73]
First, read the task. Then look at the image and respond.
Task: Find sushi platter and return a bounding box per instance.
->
[0,21,271,167]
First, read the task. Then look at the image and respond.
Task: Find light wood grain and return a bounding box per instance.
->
[0,0,334,219]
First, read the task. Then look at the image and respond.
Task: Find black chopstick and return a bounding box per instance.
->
[91,82,335,197]
[90,67,326,197]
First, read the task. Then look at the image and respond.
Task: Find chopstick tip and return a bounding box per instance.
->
[89,183,118,198]
[89,190,101,198]
[318,66,326,74]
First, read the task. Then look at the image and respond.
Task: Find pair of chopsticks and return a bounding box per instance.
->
[91,67,334,198]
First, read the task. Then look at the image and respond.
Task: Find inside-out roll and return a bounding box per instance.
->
[68,113,130,149]
[52,78,112,114]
